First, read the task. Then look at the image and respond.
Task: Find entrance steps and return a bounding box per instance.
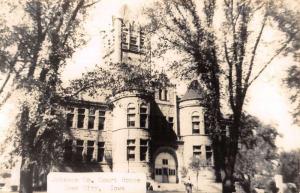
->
[150,180,221,192]
[152,182,186,191]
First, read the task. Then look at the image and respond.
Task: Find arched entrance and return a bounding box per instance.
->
[154,148,178,183]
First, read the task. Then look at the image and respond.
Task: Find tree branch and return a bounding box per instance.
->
[225,41,236,111]
[248,36,295,86]
[62,0,85,46]
[244,15,267,93]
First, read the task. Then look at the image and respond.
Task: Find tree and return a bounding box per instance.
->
[286,64,300,124]
[278,3,300,124]
[145,0,298,192]
[0,1,99,193]
[279,149,300,189]
[234,114,279,193]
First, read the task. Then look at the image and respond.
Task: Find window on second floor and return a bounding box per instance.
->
[192,112,200,134]
[127,104,135,127]
[66,108,74,128]
[77,108,85,128]
[88,108,95,129]
[98,110,105,130]
[140,104,148,128]
[204,112,210,134]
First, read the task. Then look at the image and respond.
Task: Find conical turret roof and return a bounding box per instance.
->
[180,80,206,101]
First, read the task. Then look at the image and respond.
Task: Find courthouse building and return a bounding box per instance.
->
[60,16,217,186]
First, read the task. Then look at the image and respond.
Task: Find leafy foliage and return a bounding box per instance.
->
[189,156,207,190]
[286,65,300,124]
[235,114,279,192]
[279,149,300,189]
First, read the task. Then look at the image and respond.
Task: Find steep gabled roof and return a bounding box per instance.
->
[180,80,206,101]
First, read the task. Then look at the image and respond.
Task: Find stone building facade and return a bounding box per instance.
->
[61,16,216,185]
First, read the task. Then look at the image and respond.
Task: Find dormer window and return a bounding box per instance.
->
[159,89,168,101]
[127,103,136,127]
[192,112,200,134]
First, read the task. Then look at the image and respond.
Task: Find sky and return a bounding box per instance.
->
[0,0,299,152]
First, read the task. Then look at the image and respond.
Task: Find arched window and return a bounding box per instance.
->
[192,112,200,134]
[140,104,148,128]
[127,103,136,127]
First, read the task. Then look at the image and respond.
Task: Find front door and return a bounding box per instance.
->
[162,167,169,183]
[154,152,177,183]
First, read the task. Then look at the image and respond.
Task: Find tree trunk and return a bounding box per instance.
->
[196,172,199,190]
[241,178,251,193]
[222,163,235,193]
[19,156,33,193]
[222,179,234,193]
[221,112,242,193]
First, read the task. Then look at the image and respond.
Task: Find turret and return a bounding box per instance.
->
[179,80,213,168]
[111,90,152,177]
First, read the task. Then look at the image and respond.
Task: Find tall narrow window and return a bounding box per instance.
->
[140,32,145,51]
[127,139,135,161]
[66,108,74,128]
[121,28,129,50]
[204,112,210,134]
[140,139,148,161]
[127,104,135,127]
[98,110,105,130]
[77,108,85,128]
[88,108,95,129]
[97,142,105,162]
[168,117,174,129]
[192,112,200,134]
[75,140,84,162]
[164,89,168,101]
[159,89,163,100]
[193,145,201,158]
[206,146,213,166]
[86,140,94,162]
[140,104,148,128]
[130,36,138,52]
[158,89,168,101]
[64,139,73,161]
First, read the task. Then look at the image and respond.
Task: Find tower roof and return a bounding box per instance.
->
[180,80,206,101]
